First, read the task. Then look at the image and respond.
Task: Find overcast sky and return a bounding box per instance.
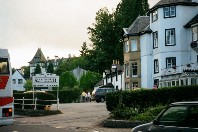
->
[0,0,159,68]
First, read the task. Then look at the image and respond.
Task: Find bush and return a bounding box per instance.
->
[111,106,138,120]
[131,105,166,122]
[14,92,55,110]
[47,88,82,103]
[106,85,198,113]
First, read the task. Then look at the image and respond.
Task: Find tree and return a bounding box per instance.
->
[87,8,116,73]
[59,71,78,89]
[47,62,54,73]
[34,64,41,74]
[54,57,87,75]
[21,66,30,79]
[12,68,16,74]
[79,71,102,92]
[84,0,149,73]
[79,42,89,56]
[24,79,32,91]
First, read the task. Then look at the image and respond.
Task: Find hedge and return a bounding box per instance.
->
[106,85,198,113]
[47,88,82,103]
[14,92,55,110]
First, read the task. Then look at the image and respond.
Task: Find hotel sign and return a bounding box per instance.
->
[32,73,59,87]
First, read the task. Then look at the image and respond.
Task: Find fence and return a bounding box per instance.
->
[14,97,59,110]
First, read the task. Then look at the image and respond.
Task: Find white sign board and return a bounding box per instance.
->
[32,73,59,87]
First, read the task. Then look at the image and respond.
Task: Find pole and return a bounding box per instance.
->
[33,87,34,104]
[57,86,59,110]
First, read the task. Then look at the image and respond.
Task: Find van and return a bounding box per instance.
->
[94,87,115,103]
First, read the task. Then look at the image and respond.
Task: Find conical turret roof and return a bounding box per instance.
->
[29,48,47,64]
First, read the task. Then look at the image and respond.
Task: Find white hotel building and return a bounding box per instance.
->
[123,0,198,89]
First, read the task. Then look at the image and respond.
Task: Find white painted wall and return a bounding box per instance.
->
[144,4,198,88]
[140,33,153,88]
[103,72,125,90]
[12,70,26,91]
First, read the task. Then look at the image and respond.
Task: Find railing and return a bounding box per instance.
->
[14,97,59,110]
[161,63,198,76]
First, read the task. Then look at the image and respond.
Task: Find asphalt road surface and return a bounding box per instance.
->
[0,102,131,132]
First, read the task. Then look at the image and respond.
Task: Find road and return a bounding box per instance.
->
[0,102,131,132]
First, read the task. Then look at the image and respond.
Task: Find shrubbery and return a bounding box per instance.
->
[14,92,55,110]
[47,88,82,103]
[14,88,82,110]
[107,85,198,120]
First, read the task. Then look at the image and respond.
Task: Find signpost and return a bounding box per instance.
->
[32,73,59,110]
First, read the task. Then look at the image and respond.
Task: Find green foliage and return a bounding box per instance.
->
[34,64,41,74]
[79,71,102,92]
[14,92,55,110]
[12,68,16,74]
[86,8,117,73]
[48,88,82,103]
[79,42,89,56]
[59,71,78,89]
[111,106,138,120]
[23,79,32,91]
[54,57,87,75]
[84,0,149,73]
[22,66,30,79]
[47,62,54,73]
[131,105,166,122]
[106,85,198,113]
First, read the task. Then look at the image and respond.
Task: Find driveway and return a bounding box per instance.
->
[14,102,131,132]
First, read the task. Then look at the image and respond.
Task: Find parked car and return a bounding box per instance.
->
[132,101,198,132]
[94,87,115,103]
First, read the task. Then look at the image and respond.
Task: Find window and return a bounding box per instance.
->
[192,26,198,41]
[132,82,138,89]
[154,59,159,73]
[13,79,16,84]
[153,32,158,48]
[191,78,197,85]
[152,10,158,22]
[0,58,9,74]
[154,79,159,88]
[166,57,176,68]
[125,63,129,77]
[132,62,137,77]
[125,41,129,52]
[197,55,198,63]
[165,28,175,46]
[164,6,176,18]
[159,106,188,127]
[172,81,175,87]
[18,79,23,84]
[131,40,137,51]
[125,83,129,89]
[189,106,198,128]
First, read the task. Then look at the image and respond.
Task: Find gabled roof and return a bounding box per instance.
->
[12,69,26,80]
[29,48,47,64]
[149,0,198,13]
[184,14,198,28]
[123,16,150,37]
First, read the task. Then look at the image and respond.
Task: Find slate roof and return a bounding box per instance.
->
[29,48,47,64]
[149,0,198,12]
[123,16,150,37]
[184,14,198,28]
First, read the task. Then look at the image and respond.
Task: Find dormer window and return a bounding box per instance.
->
[152,10,158,22]
[192,26,198,41]
[164,6,176,18]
